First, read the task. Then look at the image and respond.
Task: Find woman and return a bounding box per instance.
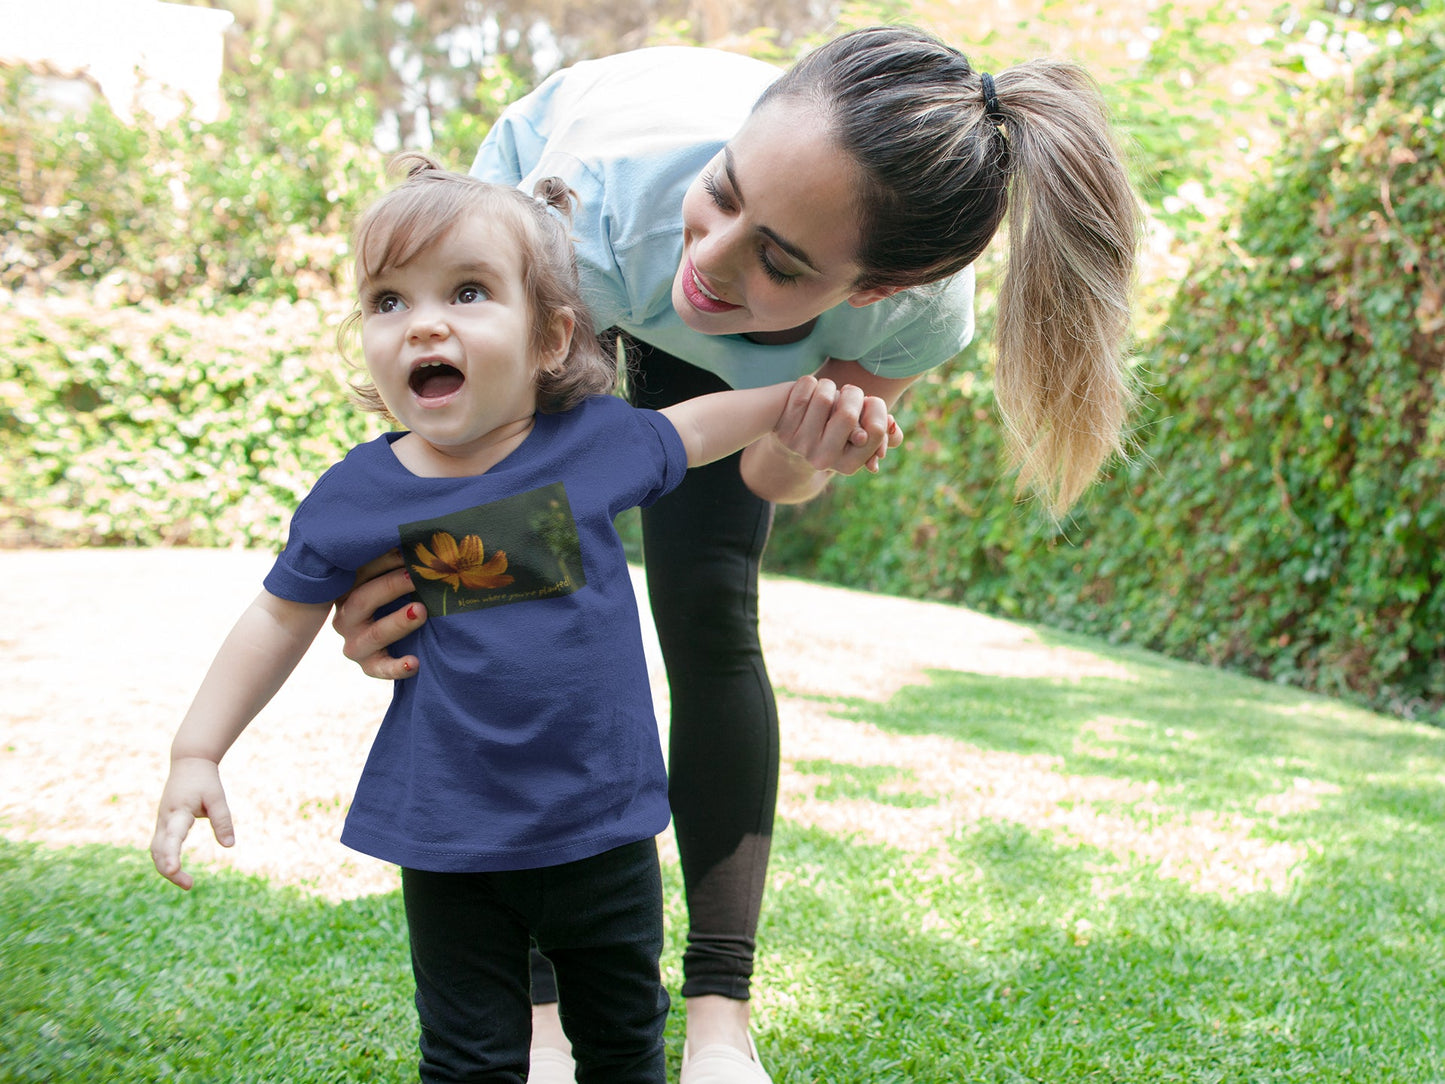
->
[332,25,1140,1084]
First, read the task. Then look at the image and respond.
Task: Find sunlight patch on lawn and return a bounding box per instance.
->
[777,699,1312,898]
[759,576,1135,704]
[1253,777,1342,816]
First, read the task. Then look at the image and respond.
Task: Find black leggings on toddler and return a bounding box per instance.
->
[405,839,668,1083]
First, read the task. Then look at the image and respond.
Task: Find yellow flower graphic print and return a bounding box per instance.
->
[411,531,515,593]
[398,483,584,618]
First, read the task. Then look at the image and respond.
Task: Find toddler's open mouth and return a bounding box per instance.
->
[410,361,464,399]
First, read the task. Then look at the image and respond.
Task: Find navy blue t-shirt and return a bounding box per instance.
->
[264,395,687,872]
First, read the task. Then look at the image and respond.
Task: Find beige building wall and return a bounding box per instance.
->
[0,0,234,122]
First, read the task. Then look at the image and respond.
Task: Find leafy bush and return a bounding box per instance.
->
[771,12,1445,722]
[4,6,1439,725]
[0,291,385,548]
[1,65,387,302]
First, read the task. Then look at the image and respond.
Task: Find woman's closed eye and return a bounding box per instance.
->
[703,170,800,287]
[758,246,799,286]
[701,169,734,212]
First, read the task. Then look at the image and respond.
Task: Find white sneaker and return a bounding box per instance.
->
[679,1034,774,1084]
[528,1046,578,1084]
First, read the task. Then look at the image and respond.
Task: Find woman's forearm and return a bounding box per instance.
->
[739,434,835,504]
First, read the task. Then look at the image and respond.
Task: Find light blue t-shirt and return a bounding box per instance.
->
[471,46,975,390]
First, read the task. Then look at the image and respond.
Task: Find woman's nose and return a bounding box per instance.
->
[692,219,745,285]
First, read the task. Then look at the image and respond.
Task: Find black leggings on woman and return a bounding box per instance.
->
[532,335,779,1005]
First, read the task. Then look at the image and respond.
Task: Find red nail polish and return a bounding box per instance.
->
[406,604,417,620]
[402,660,413,672]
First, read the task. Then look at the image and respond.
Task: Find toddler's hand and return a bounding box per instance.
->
[777,377,898,478]
[150,757,234,891]
[860,404,904,473]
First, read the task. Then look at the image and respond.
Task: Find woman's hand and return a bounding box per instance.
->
[331,549,427,679]
[776,376,903,475]
[741,367,910,504]
[770,377,870,475]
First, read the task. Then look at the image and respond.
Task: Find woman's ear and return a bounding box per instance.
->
[846,284,904,309]
[538,311,576,373]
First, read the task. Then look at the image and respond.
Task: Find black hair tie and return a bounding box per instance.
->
[979,72,1004,126]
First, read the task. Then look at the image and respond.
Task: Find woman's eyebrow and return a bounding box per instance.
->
[724,148,820,273]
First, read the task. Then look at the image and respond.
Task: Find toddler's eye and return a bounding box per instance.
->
[456,284,488,304]
[374,293,404,314]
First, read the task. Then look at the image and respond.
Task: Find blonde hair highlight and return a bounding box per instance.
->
[990,61,1141,515]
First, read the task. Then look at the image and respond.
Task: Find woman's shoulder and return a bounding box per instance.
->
[520,47,780,162]
[549,45,781,95]
[822,268,975,336]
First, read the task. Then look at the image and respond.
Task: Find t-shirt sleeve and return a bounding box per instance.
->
[844,270,976,381]
[262,470,365,605]
[577,396,689,513]
[469,71,557,188]
[632,406,689,507]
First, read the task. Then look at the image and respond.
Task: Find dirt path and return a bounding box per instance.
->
[2,548,1289,900]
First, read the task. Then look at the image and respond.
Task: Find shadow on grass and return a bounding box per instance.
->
[2,842,690,1083]
[7,639,1443,1084]
[5,804,1444,1084]
[761,647,1445,1080]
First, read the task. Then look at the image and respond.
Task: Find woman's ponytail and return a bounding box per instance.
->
[764,26,1141,514]
[990,60,1142,515]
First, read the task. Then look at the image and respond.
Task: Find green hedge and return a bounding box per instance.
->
[770,15,1445,723]
[0,61,402,550]
[0,293,384,548]
[1,65,387,301]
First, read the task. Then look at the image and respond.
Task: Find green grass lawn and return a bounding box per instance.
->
[4,630,1443,1082]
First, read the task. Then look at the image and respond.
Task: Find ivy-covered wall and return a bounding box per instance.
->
[771,14,1445,722]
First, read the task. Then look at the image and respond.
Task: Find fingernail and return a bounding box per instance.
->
[402,660,413,673]
[406,604,417,620]
[403,569,412,581]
